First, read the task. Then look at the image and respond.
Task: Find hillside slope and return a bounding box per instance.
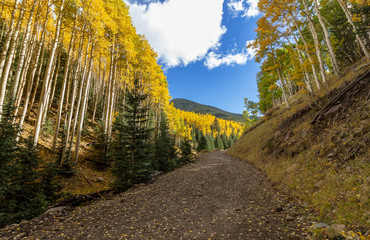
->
[228,60,369,237]
[171,98,244,122]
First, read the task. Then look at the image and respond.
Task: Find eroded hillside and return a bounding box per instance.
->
[228,60,369,237]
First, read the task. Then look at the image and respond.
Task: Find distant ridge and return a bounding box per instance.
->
[171,98,244,123]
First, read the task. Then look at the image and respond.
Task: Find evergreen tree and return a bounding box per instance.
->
[9,138,48,224]
[0,101,19,226]
[111,78,154,189]
[154,112,178,172]
[197,133,208,152]
[0,101,60,227]
[206,135,214,151]
[91,120,111,169]
[215,135,224,150]
[179,138,194,165]
[221,134,230,149]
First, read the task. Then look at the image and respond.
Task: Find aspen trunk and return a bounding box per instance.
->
[34,0,64,145]
[74,46,94,162]
[68,40,91,155]
[0,0,18,81]
[52,26,76,151]
[0,0,26,117]
[302,0,327,87]
[337,0,369,58]
[11,0,38,100]
[314,0,340,76]
[285,20,313,93]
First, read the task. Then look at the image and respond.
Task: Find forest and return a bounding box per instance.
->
[251,0,369,112]
[0,0,243,227]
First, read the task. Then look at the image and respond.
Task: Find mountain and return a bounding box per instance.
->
[171,98,244,123]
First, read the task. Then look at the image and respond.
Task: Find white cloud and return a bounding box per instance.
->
[227,0,259,18]
[204,40,256,69]
[126,0,226,68]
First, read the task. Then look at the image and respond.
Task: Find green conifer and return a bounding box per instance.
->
[111,78,154,189]
[197,133,208,152]
[179,138,194,165]
[154,112,178,172]
[215,135,224,150]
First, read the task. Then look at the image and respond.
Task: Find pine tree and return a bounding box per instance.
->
[206,135,214,151]
[0,101,59,227]
[0,101,19,226]
[111,78,154,189]
[197,133,208,152]
[9,138,48,224]
[221,134,230,149]
[179,138,194,165]
[215,135,224,150]
[154,112,177,172]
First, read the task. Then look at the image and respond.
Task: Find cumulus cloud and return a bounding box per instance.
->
[204,40,256,69]
[227,0,259,18]
[126,0,226,68]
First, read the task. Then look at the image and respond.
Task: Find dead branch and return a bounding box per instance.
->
[311,71,369,124]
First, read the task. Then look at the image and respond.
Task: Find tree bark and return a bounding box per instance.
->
[0,0,26,118]
[302,0,327,87]
[52,25,76,151]
[74,45,94,162]
[34,0,65,145]
[314,0,340,76]
[337,0,369,58]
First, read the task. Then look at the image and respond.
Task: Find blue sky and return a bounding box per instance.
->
[125,0,261,114]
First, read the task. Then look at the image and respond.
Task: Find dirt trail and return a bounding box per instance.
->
[1,151,310,240]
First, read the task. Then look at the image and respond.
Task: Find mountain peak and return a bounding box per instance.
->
[171,98,244,123]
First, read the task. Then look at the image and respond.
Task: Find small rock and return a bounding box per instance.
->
[16,233,26,238]
[324,224,346,239]
[314,180,324,189]
[44,206,66,215]
[312,222,328,230]
[150,171,162,178]
[286,215,294,221]
[301,130,308,138]
[20,220,28,225]
[274,130,282,139]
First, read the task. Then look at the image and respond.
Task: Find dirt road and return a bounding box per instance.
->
[1,151,310,239]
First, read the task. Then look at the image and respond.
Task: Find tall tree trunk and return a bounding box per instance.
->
[314,0,340,76]
[68,40,90,155]
[11,0,38,100]
[302,0,328,87]
[286,15,321,90]
[52,26,76,151]
[337,0,369,58]
[0,0,18,82]
[74,45,94,162]
[0,0,26,118]
[34,0,65,145]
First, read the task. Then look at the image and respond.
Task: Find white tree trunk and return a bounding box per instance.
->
[337,0,369,58]
[0,0,26,117]
[314,0,340,76]
[74,46,94,161]
[33,0,64,145]
[302,0,327,87]
[52,27,76,151]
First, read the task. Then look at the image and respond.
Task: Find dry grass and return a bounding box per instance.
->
[228,57,370,234]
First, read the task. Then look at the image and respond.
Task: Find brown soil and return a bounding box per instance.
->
[1,151,311,240]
